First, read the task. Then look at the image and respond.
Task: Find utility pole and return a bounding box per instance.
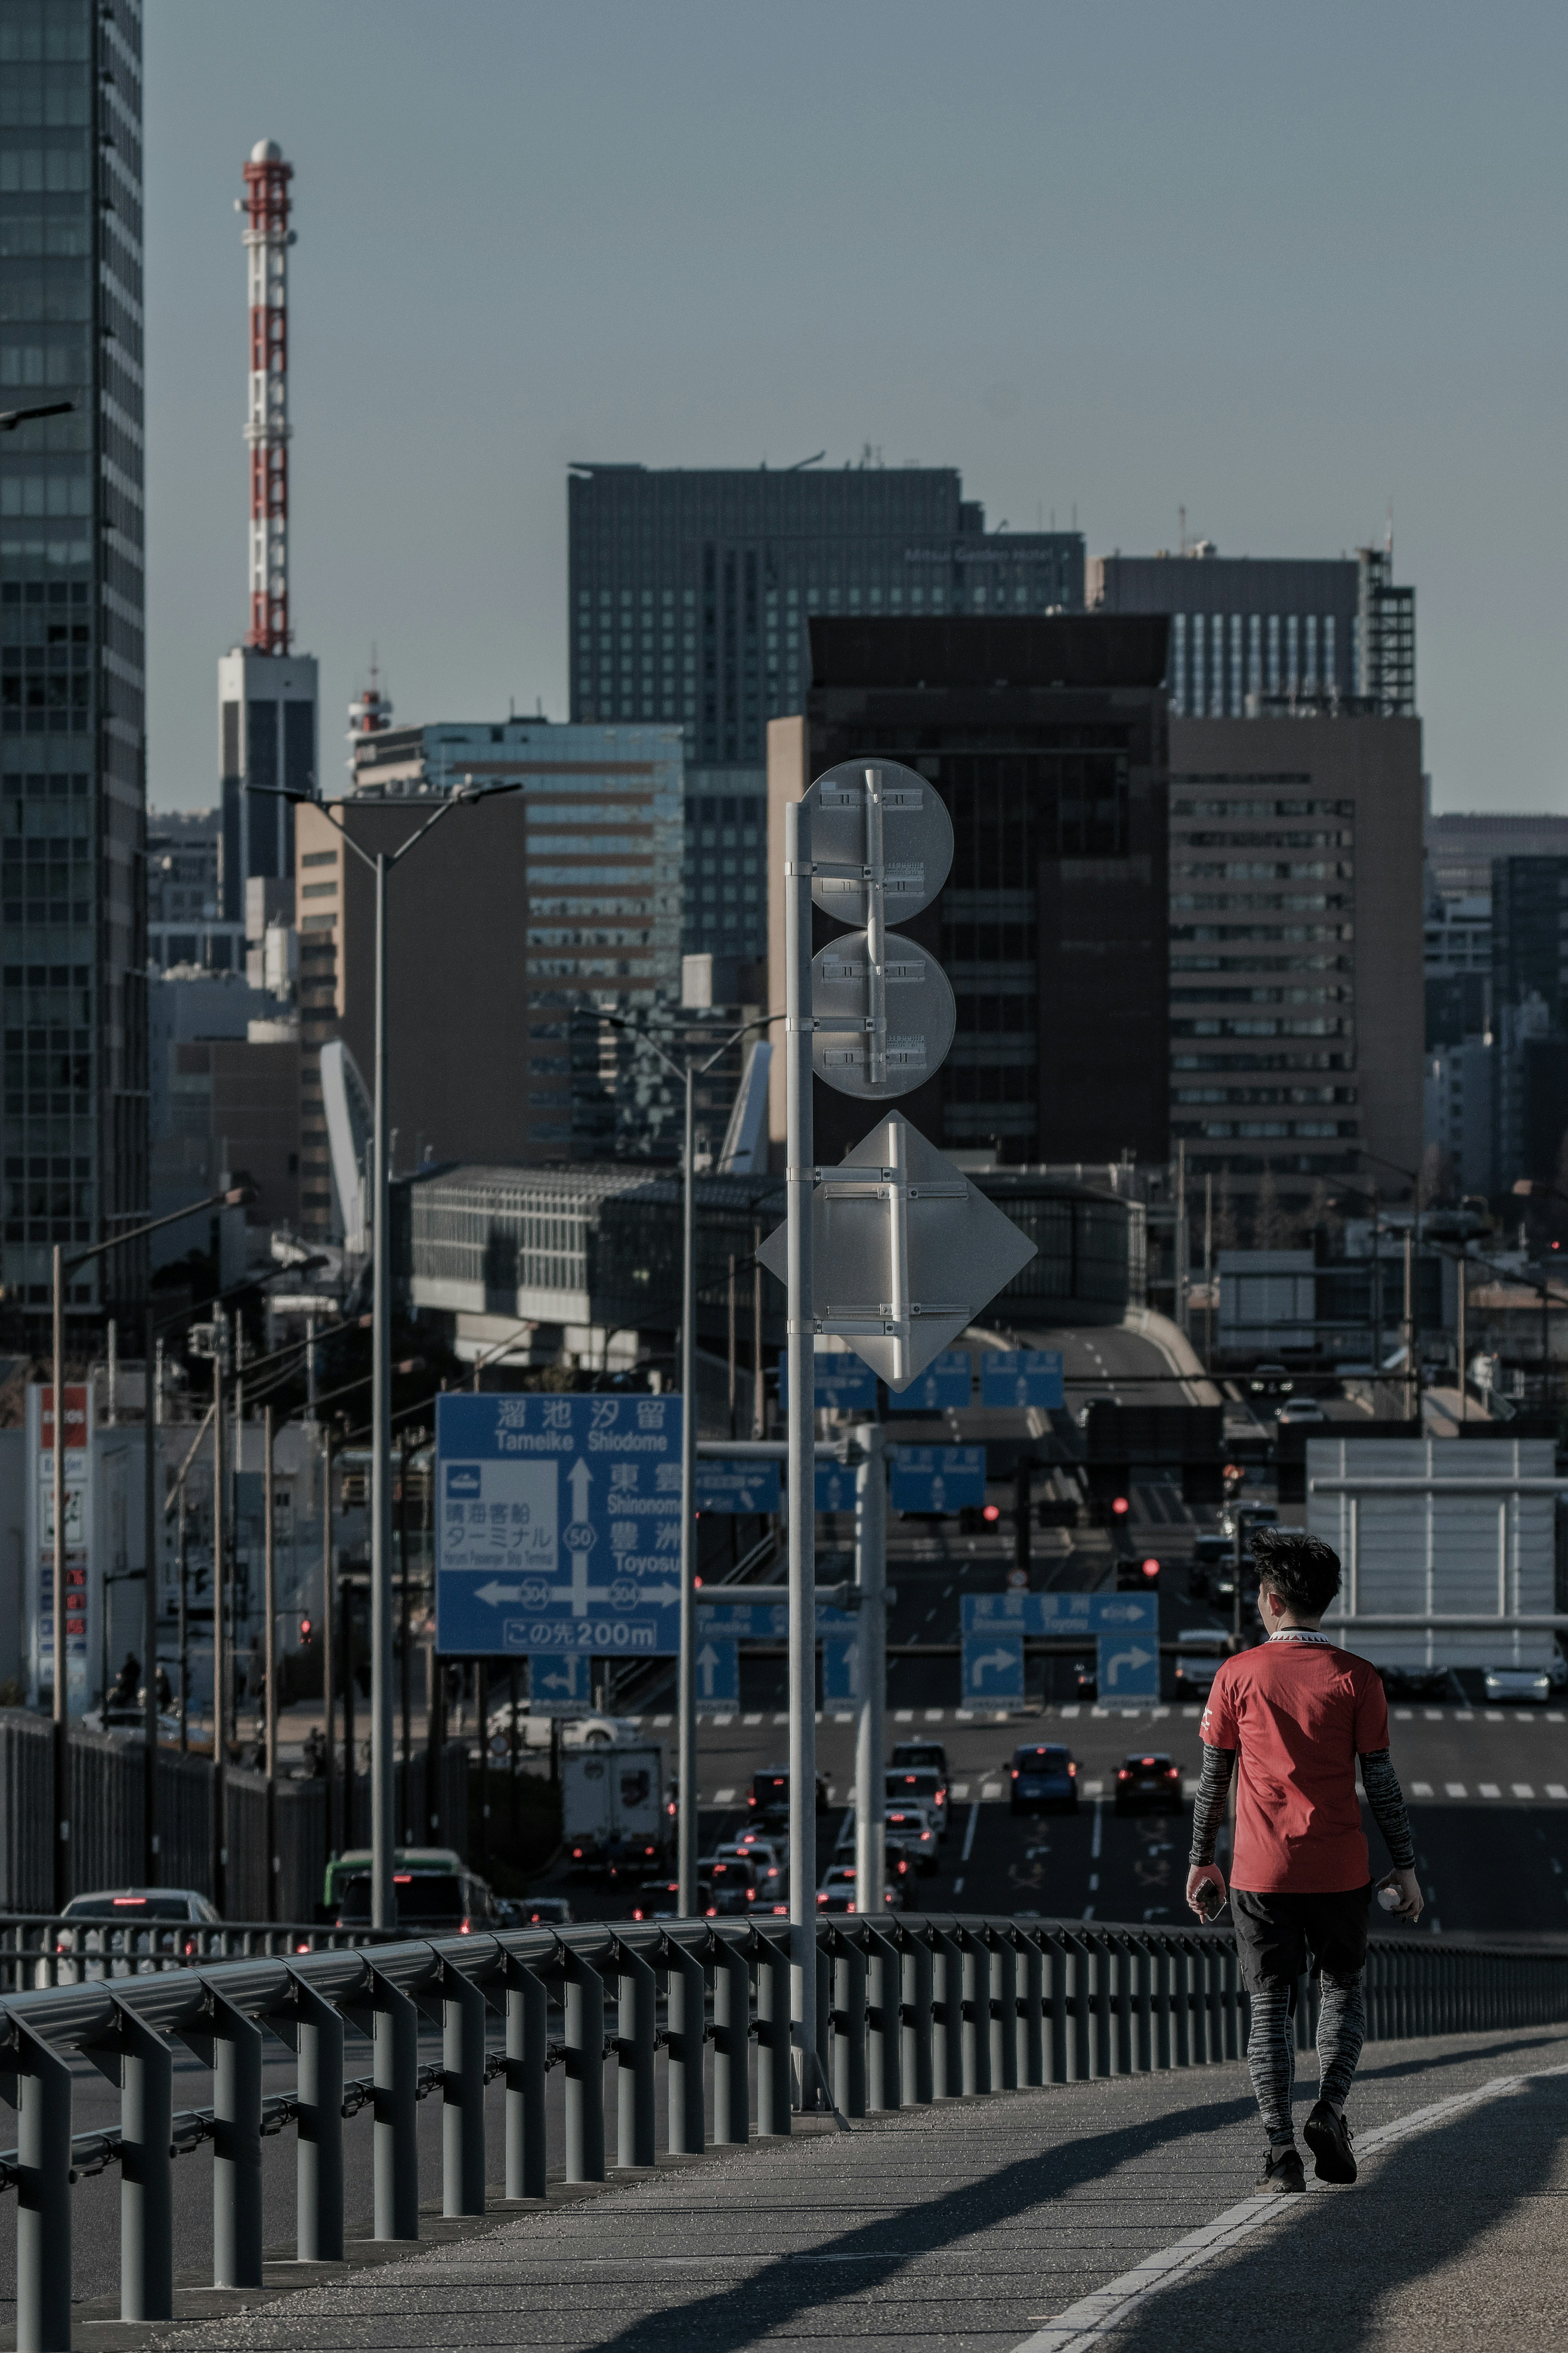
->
[853,1425,887,1912]
[143,1304,159,1882]
[263,1406,278,1918]
[1174,1141,1188,1336]
[783,791,819,2107]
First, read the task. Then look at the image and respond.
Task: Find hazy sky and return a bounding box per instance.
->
[145,1,1568,814]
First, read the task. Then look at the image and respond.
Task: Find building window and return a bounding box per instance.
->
[1191,614,1205,718]
[1171,614,1187,717]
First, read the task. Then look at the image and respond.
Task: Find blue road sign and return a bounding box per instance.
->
[962,1591,1157,1636]
[815,1461,858,1513]
[435,1392,685,1658]
[696,1461,781,1515]
[695,1600,856,1637]
[886,1351,973,1413]
[961,1628,1025,1703]
[980,1350,1065,1410]
[889,1445,986,1514]
[527,1651,592,1707]
[821,1630,862,1705]
[1096,1633,1160,1702]
[694,1634,740,1708]
[782,1350,878,1412]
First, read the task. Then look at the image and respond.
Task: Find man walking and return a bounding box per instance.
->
[1185,1527,1421,2192]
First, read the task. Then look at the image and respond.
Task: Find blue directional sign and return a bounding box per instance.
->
[694,1633,740,1709]
[980,1350,1065,1410]
[962,1590,1157,1635]
[889,1445,986,1514]
[821,1630,862,1704]
[1096,1633,1160,1702]
[816,1461,858,1514]
[696,1600,856,1638]
[781,1350,878,1412]
[962,1628,1025,1703]
[435,1392,685,1658]
[887,1351,973,1413]
[696,1460,781,1515]
[527,1650,592,1708]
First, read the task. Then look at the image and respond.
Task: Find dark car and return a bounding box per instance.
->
[1009,1742,1078,1815]
[701,1854,759,1911]
[334,1870,498,1933]
[890,1740,949,1778]
[749,1765,829,1821]
[1114,1753,1184,1817]
[630,1877,706,1922]
[508,1895,574,1927]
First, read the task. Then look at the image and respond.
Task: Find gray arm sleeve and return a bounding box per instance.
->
[1359,1746,1416,1869]
[1188,1741,1236,1867]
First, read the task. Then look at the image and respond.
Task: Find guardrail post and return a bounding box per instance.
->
[831,1931,867,2119]
[291,1976,345,2262]
[370,1968,420,2239]
[961,1930,991,2096]
[505,1954,549,2199]
[113,2004,174,2320]
[815,1937,833,2105]
[7,2020,73,2353]
[902,1931,935,2104]
[664,1935,707,2156]
[712,1931,752,2147]
[865,1928,902,2111]
[755,1933,793,2136]
[192,1993,263,2288]
[615,1940,659,2169]
[1018,1931,1045,2087]
[441,1962,488,2218]
[564,1949,607,2183]
[932,1930,964,2097]
[991,1930,1017,2091]
[1106,1936,1132,2076]
[1219,1938,1241,2061]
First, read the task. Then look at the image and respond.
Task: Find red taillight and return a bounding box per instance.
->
[1118,1769,1130,1780]
[705,1907,717,1918]
[459,1920,471,1934]
[1011,1769,1019,1779]
[817,1892,828,1905]
[1068,1763,1077,1776]
[632,1907,644,1921]
[1141,1757,1156,1767]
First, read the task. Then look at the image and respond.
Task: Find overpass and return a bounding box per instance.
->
[0,1911,1561,2351]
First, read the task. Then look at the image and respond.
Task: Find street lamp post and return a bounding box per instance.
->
[49,1185,251,1911]
[247,777,519,1930]
[602,1010,780,1917]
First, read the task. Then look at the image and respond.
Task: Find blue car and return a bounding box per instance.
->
[1009,1742,1078,1815]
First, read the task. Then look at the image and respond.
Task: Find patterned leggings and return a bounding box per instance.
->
[1247,1971,1366,2144]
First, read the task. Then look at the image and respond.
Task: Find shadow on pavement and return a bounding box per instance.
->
[577,2083,1259,2353]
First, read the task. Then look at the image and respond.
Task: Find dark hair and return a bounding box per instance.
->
[1250,1527,1342,1618]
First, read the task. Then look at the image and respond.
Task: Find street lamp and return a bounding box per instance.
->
[0,401,76,434]
[50,1183,252,1910]
[247,776,519,1929]
[603,1009,781,1916]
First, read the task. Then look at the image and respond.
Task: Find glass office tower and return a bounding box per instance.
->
[0,0,147,1336]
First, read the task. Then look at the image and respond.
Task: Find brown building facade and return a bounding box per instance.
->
[767,615,1171,1170]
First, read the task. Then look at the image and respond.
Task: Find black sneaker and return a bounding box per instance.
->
[1256,2143,1306,2193]
[1304,2100,1357,2184]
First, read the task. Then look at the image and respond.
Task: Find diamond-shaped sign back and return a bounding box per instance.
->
[758,1113,1036,1391]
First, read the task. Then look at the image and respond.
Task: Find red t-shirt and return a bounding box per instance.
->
[1200,1635,1389,1894]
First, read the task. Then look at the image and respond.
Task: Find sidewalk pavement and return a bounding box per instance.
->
[140,2024,1568,2353]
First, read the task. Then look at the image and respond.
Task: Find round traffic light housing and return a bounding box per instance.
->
[1140,1557,1160,1581]
[1111,1495,1130,1518]
[982,1502,1001,1524]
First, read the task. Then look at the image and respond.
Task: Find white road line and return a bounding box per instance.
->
[1084,1779,1105,1797]
[1485,1711,1505,1722]
[1091,1797,1104,1860]
[924,1708,944,1721]
[952,1781,971,1800]
[1060,1705,1080,1719]
[653,1714,673,1727]
[1395,1709,1413,1720]
[1411,1781,1433,1796]
[1423,1708,1443,1720]
[1548,1713,1566,1724]
[895,1708,913,1722]
[961,1802,981,1863]
[773,1712,788,1724]
[714,1787,735,1804]
[743,1713,762,1726]
[1479,1782,1501,1798]
[982,1781,1004,1800]
[1548,1784,1568,1800]
[1010,2065,1568,2353]
[1513,1784,1535,1800]
[1445,1782,1466,1798]
[833,1711,854,1724]
[1182,1704,1201,1718]
[1454,1710,1473,1721]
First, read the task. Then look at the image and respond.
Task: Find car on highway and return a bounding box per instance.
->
[700,1853,761,1910]
[1113,1752,1185,1817]
[630,1877,703,1922]
[1247,1364,1294,1397]
[749,1764,830,1821]
[715,1835,786,1897]
[1008,1742,1078,1815]
[1219,1503,1277,1541]
[322,1846,463,1915]
[1275,1396,1328,1425]
[890,1739,949,1777]
[816,1863,902,1911]
[46,1887,222,1983]
[886,1764,949,1836]
[1173,1632,1229,1699]
[1482,1665,1552,1705]
[1071,1660,1098,1701]
[836,1805,934,1874]
[484,1705,637,1751]
[334,1868,501,1934]
[507,1895,575,1926]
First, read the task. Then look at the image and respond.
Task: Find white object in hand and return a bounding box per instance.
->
[1376,1884,1402,1911]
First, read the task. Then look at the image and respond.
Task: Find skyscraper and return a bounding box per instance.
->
[1,0,146,1334]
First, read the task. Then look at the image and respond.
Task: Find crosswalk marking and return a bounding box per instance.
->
[1445,1782,1466,1797]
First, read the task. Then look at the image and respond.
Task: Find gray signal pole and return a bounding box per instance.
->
[783,792,819,2107]
[853,1422,887,1909]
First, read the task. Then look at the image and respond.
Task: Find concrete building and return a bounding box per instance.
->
[1489,857,1568,1190]
[1425,893,1491,1050]
[295,719,682,1236]
[1091,543,1414,720]
[766,613,1170,1170]
[1424,1038,1495,1199]
[1425,810,1568,901]
[0,0,147,1338]
[217,645,318,919]
[1166,714,1425,1227]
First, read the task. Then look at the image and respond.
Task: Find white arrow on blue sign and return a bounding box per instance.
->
[528,1651,592,1707]
[696,1461,781,1515]
[435,1392,685,1658]
[886,1350,973,1413]
[980,1350,1065,1409]
[962,1591,1156,1635]
[961,1628,1025,1701]
[821,1631,862,1704]
[889,1445,986,1514]
[780,1350,879,1412]
[815,1463,858,1513]
[696,1601,855,1638]
[1096,1634,1160,1701]
[695,1635,740,1708]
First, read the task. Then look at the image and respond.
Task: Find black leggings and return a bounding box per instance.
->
[1247,1972,1366,2143]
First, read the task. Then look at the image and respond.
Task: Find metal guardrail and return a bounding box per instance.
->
[0,1914,396,1995]
[0,1913,1562,2351]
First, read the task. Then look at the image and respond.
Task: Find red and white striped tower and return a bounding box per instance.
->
[241,139,294,654]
